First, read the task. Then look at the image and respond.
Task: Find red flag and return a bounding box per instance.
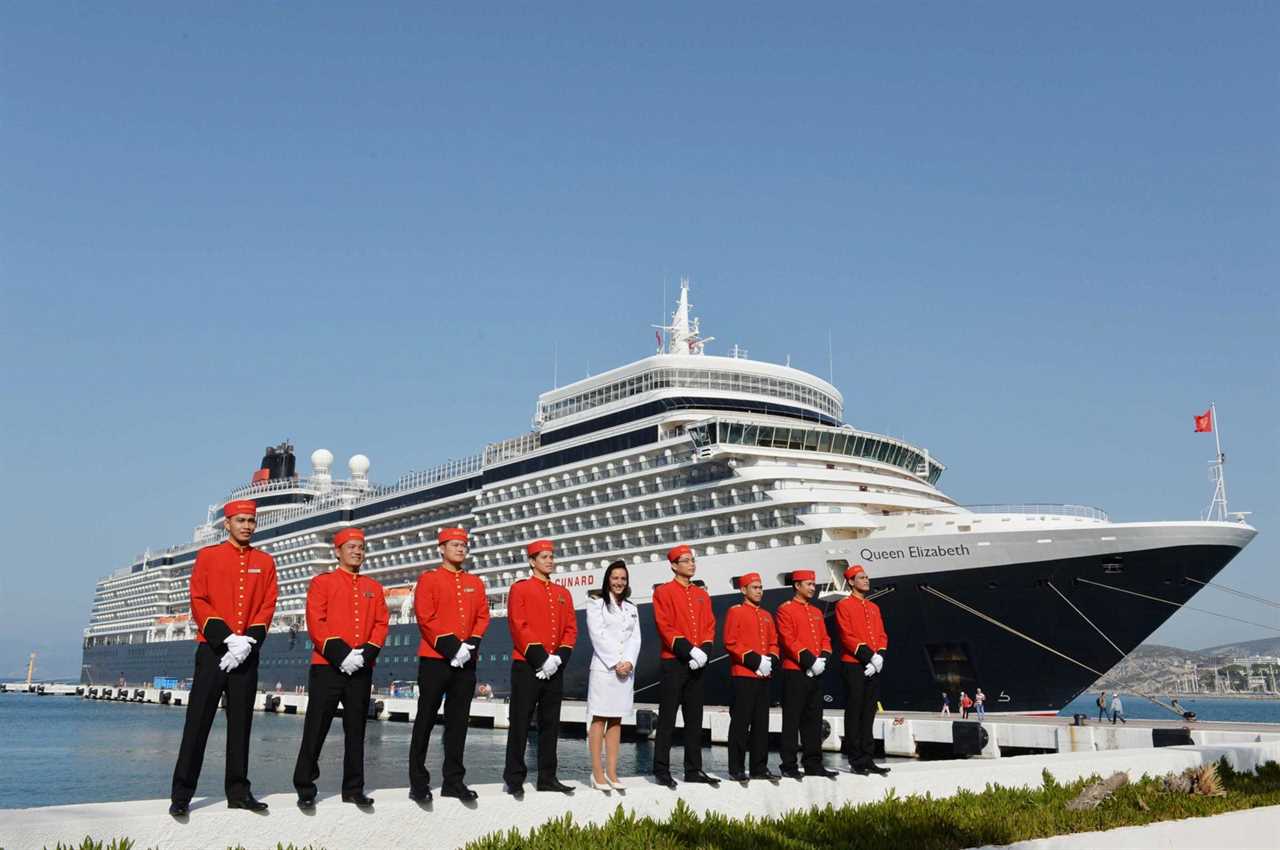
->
[1194,409,1213,433]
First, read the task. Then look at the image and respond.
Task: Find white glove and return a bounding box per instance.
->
[864,663,876,678]
[219,651,240,672]
[540,655,562,678]
[870,653,884,673]
[226,634,256,664]
[339,649,365,675]
[807,657,826,678]
[451,644,472,669]
[756,656,773,678]
[535,669,548,680]
[689,647,708,668]
[688,658,700,670]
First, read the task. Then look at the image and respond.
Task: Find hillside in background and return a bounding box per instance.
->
[1092,639,1279,695]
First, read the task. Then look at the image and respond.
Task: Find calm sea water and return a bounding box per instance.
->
[2,692,1276,809]
[0,693,838,809]
[1057,692,1280,724]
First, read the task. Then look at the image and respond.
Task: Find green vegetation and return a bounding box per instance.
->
[466,759,1280,850]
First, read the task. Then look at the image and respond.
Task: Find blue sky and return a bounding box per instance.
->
[2,4,1275,678]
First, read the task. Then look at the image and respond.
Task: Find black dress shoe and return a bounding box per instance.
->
[409,788,433,803]
[849,765,870,776]
[779,765,804,780]
[727,770,750,782]
[865,764,891,776]
[168,801,189,816]
[297,796,316,810]
[342,792,375,806]
[683,770,721,785]
[750,769,782,781]
[227,795,268,811]
[504,782,525,797]
[535,778,574,794]
[806,767,840,779]
[441,784,478,801]
[653,772,678,789]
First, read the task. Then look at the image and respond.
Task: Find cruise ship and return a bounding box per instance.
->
[82,284,1257,713]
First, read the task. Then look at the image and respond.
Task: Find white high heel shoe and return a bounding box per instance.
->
[608,776,627,791]
[589,776,612,793]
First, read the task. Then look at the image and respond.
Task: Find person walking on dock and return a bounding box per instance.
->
[651,544,720,789]
[940,692,951,716]
[169,499,278,817]
[503,540,577,796]
[585,561,641,791]
[975,688,986,720]
[960,690,972,719]
[835,564,890,776]
[775,570,838,780]
[292,528,388,809]
[408,527,491,803]
[723,571,780,783]
[1096,691,1108,722]
[1111,693,1126,724]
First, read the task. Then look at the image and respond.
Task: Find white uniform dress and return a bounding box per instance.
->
[586,595,642,719]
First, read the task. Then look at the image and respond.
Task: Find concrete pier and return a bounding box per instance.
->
[51,682,1280,758]
[2,741,1276,850]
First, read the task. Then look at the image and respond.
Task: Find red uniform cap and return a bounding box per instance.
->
[223,499,257,518]
[333,528,365,548]
[844,564,866,580]
[792,569,816,582]
[667,544,693,563]
[739,572,762,587]
[438,527,469,545]
[526,539,554,557]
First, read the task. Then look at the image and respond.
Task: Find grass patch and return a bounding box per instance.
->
[465,759,1280,850]
[38,842,325,850]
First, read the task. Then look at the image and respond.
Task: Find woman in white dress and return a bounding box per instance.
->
[586,561,641,791]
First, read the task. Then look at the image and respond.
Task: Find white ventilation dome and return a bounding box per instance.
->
[349,454,371,476]
[310,448,334,471]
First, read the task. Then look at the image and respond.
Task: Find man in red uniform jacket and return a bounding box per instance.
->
[651,544,720,788]
[774,569,838,780]
[722,572,781,782]
[292,527,389,808]
[408,527,490,803]
[503,539,577,795]
[835,563,890,776]
[170,499,278,816]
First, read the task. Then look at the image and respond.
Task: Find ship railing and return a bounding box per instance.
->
[925,503,1110,522]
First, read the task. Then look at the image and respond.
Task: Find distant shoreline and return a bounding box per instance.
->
[1095,690,1280,702]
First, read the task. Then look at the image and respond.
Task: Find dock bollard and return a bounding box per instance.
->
[159,691,172,705]
[263,694,281,712]
[75,687,85,696]
[116,688,129,701]
[132,689,146,702]
[369,699,385,720]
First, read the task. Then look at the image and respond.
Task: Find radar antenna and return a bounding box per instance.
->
[653,278,714,356]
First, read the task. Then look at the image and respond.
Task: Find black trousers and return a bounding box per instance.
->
[779,668,824,772]
[727,676,770,775]
[170,643,260,804]
[408,658,476,794]
[503,660,564,786]
[653,658,705,776]
[292,663,373,798]
[841,661,879,767]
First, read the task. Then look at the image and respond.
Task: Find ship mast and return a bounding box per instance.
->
[654,278,714,356]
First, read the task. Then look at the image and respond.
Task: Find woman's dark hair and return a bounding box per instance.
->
[590,560,631,610]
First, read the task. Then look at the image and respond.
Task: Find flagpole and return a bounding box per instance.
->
[1213,402,1227,520]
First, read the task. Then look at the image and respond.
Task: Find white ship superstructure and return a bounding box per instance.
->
[83,283,1256,713]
